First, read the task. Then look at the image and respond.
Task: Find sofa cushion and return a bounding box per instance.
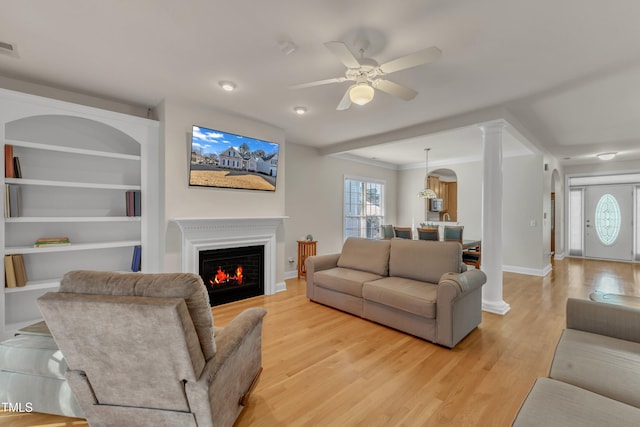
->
[0,335,67,379]
[362,277,438,318]
[60,270,216,360]
[314,267,384,298]
[512,377,640,427]
[389,239,462,283]
[549,328,640,409]
[337,238,391,276]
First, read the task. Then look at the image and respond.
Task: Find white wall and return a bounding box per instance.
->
[502,154,547,272]
[159,99,286,284]
[284,143,398,276]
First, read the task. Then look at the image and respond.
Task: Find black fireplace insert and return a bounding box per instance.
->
[198,245,264,306]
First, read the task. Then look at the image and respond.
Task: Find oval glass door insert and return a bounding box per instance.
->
[595,194,621,245]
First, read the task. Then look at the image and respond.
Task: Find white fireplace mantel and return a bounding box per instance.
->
[172,216,287,295]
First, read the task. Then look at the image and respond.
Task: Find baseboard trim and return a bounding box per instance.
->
[503,264,552,277]
[274,281,287,293]
[284,270,298,280]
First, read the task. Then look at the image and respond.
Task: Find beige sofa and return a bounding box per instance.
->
[512,298,640,426]
[305,237,487,348]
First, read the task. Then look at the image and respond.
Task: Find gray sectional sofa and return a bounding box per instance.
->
[305,237,487,348]
[512,298,640,426]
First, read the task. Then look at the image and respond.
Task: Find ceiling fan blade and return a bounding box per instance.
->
[324,41,361,69]
[336,86,353,110]
[373,79,418,101]
[289,77,346,89]
[379,46,441,74]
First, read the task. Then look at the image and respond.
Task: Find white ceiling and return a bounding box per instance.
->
[1,0,640,167]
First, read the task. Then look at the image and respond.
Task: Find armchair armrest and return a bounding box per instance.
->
[185,307,267,427]
[435,269,487,348]
[566,298,640,343]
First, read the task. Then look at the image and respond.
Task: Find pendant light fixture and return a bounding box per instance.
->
[418,148,437,199]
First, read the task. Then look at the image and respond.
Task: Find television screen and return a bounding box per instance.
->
[189,125,280,191]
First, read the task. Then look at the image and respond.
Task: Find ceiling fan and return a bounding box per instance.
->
[290,40,441,110]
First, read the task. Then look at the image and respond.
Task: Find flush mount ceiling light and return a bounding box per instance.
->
[348,82,375,106]
[219,81,237,92]
[293,106,307,115]
[597,152,617,161]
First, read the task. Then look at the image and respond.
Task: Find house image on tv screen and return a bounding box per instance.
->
[189,125,280,191]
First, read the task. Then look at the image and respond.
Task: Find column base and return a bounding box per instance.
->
[482,299,511,315]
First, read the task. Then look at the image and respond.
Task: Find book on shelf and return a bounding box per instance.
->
[125,190,141,217]
[4,255,28,287]
[4,144,14,178]
[12,254,27,287]
[13,156,22,178]
[34,237,71,247]
[4,255,16,288]
[131,245,141,272]
[4,183,22,218]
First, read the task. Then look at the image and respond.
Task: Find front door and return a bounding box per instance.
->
[584,184,633,261]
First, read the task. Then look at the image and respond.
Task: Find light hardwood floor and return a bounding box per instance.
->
[2,258,639,426]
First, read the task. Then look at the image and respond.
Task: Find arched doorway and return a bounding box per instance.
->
[427,168,458,222]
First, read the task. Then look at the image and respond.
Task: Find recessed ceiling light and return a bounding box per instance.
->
[293,106,307,115]
[219,81,237,92]
[597,152,617,161]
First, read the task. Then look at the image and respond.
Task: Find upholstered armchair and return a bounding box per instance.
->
[37,270,266,427]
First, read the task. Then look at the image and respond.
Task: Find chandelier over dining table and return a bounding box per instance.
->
[418,148,437,199]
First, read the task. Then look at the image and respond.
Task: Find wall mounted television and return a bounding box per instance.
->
[189,125,280,192]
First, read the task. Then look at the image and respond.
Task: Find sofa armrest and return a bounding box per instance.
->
[305,253,340,274]
[438,269,486,297]
[305,253,340,299]
[435,269,487,348]
[566,298,640,343]
[185,307,267,427]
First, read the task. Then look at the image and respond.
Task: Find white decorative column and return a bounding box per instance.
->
[480,121,510,315]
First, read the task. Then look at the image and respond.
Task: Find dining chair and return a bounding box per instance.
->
[443,225,464,243]
[393,227,413,239]
[380,224,394,240]
[416,227,439,241]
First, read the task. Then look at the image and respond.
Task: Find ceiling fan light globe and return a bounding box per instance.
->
[349,84,374,106]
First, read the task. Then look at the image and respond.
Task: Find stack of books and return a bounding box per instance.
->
[4,254,27,287]
[34,237,71,247]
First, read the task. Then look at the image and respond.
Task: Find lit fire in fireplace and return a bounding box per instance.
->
[210,265,244,287]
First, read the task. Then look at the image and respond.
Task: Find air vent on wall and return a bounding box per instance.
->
[0,41,19,58]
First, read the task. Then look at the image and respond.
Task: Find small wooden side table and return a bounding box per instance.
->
[297,240,317,279]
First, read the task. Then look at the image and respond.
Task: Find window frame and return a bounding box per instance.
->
[343,175,386,241]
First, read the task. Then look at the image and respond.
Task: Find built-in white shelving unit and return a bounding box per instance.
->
[1,88,161,339]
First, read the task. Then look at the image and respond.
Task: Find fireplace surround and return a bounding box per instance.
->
[172,217,286,299]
